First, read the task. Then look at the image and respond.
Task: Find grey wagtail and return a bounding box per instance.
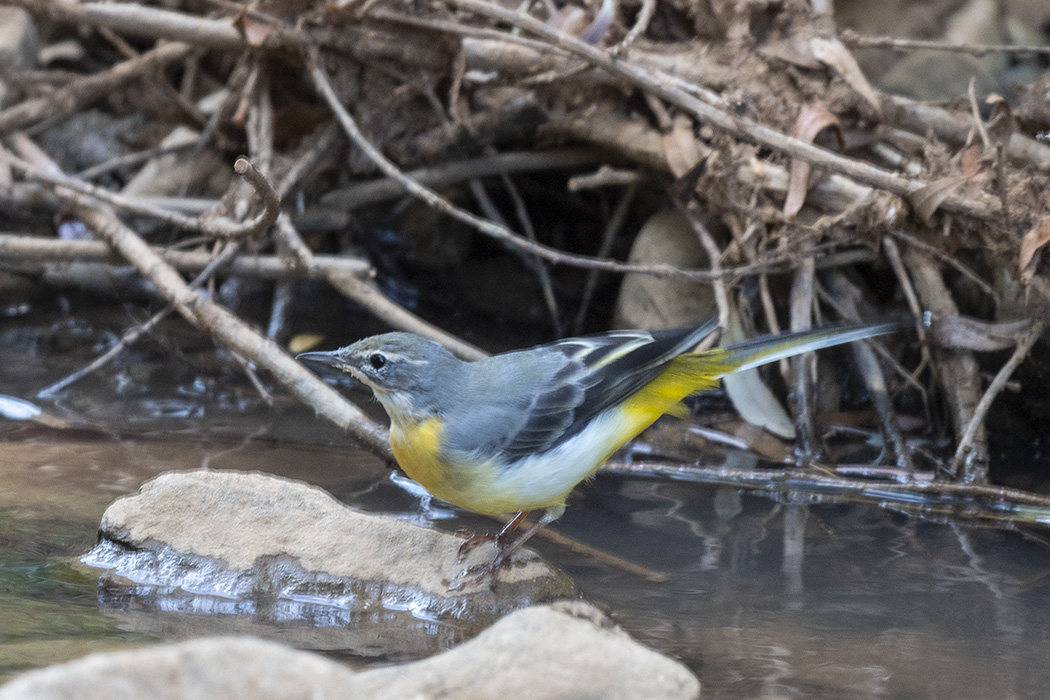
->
[299,319,901,587]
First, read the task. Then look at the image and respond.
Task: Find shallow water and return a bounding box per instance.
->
[3,312,1050,697]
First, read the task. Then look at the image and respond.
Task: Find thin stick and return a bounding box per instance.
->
[573,182,636,333]
[497,168,562,335]
[200,157,281,239]
[322,148,602,210]
[325,272,487,361]
[76,140,197,180]
[10,156,203,231]
[602,460,1050,511]
[0,42,191,135]
[840,30,1050,57]
[9,133,392,458]
[308,49,740,281]
[950,321,1045,477]
[37,242,246,397]
[0,234,370,280]
[615,0,656,53]
[444,0,1000,222]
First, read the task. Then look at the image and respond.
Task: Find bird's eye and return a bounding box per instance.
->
[369,353,387,370]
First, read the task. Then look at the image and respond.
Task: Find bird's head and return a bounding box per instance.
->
[298,332,458,420]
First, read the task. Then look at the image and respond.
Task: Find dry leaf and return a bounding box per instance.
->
[1019,215,1050,273]
[760,38,822,69]
[288,333,325,355]
[908,175,969,224]
[810,37,882,116]
[961,145,982,178]
[662,113,704,179]
[784,103,842,218]
[721,306,796,439]
[233,8,273,46]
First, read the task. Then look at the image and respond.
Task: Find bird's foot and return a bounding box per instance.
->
[454,529,494,557]
[454,511,530,560]
[447,551,508,592]
[454,529,502,559]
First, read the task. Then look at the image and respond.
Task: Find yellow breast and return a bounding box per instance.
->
[390,416,449,492]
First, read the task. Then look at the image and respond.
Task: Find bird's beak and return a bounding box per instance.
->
[296,350,344,369]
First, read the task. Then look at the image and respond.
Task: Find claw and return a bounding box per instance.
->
[456,531,498,559]
[448,552,508,591]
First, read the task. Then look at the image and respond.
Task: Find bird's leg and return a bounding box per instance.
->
[456,510,530,559]
[449,507,562,591]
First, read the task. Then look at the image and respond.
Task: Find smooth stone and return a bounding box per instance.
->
[0,603,701,700]
[85,469,575,619]
[613,209,715,330]
[0,8,38,108]
[121,126,230,198]
[352,600,702,699]
[0,637,354,700]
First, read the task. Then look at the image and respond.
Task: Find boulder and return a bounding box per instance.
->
[84,470,575,625]
[353,601,702,699]
[613,209,716,330]
[0,603,701,700]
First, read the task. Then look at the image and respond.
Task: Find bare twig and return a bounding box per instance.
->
[11,0,449,66]
[37,242,247,397]
[615,0,655,53]
[950,321,1045,479]
[902,245,988,481]
[308,50,746,282]
[789,243,817,458]
[9,155,204,231]
[0,234,370,281]
[823,271,915,474]
[444,0,1002,222]
[603,460,1050,514]
[573,182,636,333]
[77,139,197,180]
[325,272,486,361]
[321,149,601,210]
[567,166,643,191]
[0,42,192,135]
[9,133,391,457]
[841,30,1050,57]
[199,157,281,239]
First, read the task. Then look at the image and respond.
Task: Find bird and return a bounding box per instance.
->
[299,318,902,588]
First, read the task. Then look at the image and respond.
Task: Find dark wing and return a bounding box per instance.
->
[491,321,718,460]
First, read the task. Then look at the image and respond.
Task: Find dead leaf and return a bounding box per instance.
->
[1019,215,1050,273]
[721,305,796,439]
[289,333,325,355]
[662,113,704,179]
[810,37,882,117]
[784,104,842,218]
[232,7,273,46]
[931,315,1032,352]
[908,175,969,224]
[961,145,982,178]
[760,38,822,70]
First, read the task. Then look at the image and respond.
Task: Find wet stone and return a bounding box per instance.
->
[82,470,576,625]
[0,602,701,700]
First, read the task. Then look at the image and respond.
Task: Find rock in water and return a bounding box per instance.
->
[83,469,575,620]
[0,603,701,700]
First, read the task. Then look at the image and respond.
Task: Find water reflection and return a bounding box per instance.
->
[566,475,1050,700]
[2,323,1050,696]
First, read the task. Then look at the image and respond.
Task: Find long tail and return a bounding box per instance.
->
[692,318,906,378]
